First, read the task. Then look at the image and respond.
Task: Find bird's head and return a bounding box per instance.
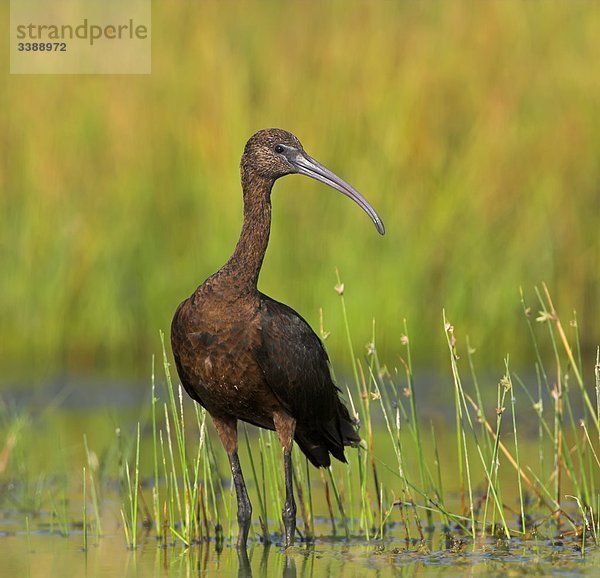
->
[241,128,385,235]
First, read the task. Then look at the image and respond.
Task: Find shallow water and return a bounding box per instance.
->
[2,515,598,578]
[1,385,598,577]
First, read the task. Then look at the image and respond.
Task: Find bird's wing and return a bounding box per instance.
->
[254,294,340,423]
[171,299,208,407]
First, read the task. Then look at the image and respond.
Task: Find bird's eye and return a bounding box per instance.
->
[274,145,285,154]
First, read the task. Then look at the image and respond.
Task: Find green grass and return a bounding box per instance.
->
[1,1,600,382]
[0,285,598,558]
[113,284,598,551]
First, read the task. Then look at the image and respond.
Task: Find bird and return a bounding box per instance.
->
[171,128,384,549]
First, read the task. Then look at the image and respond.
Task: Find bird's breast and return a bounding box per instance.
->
[172,295,280,423]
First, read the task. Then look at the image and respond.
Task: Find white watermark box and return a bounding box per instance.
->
[10,0,151,74]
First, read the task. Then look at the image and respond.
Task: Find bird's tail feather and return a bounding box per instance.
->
[294,401,362,468]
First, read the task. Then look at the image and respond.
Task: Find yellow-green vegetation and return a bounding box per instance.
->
[1,2,599,384]
[0,285,597,562]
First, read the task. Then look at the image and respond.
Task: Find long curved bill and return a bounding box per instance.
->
[290,151,385,235]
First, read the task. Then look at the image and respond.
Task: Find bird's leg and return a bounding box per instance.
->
[273,411,297,548]
[212,416,252,548]
[229,451,252,547]
[282,449,296,548]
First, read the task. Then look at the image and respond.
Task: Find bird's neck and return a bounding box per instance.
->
[220,172,274,291]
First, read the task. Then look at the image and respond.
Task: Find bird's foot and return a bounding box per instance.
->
[236,526,250,549]
[236,512,252,548]
[282,508,296,548]
[235,497,252,548]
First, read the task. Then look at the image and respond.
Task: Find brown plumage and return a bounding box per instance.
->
[171,128,384,548]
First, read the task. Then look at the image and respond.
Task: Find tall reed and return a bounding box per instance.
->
[110,284,598,551]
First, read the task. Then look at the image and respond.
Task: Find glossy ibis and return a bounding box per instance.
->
[171,128,384,548]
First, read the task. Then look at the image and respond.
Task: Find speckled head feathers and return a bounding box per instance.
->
[241,128,304,180]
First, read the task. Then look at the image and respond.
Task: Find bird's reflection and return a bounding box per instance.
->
[237,548,252,578]
[235,543,302,578]
[182,539,315,578]
[282,553,297,578]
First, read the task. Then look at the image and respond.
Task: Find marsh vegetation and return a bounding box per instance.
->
[1,285,598,576]
[1,2,599,576]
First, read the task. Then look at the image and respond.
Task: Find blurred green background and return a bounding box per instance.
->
[1,1,599,387]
